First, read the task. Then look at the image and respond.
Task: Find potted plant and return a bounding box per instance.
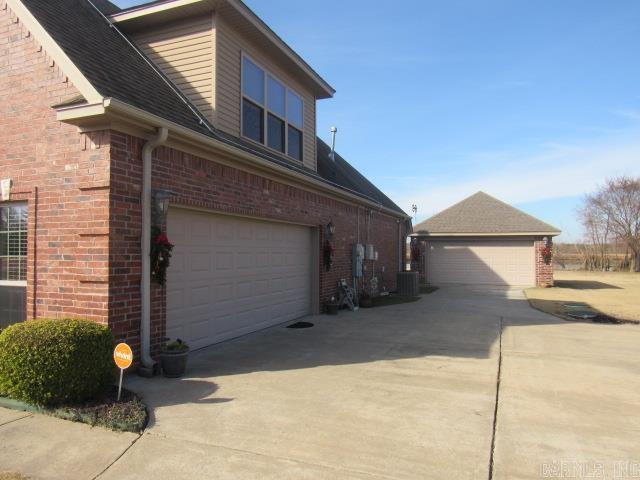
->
[360,291,373,308]
[160,338,189,378]
[325,296,339,315]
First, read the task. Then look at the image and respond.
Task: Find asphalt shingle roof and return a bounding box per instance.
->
[316,139,404,214]
[414,191,561,235]
[20,0,406,216]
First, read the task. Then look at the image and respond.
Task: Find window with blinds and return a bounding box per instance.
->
[0,203,27,282]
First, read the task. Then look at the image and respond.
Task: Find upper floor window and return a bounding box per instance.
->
[242,56,304,161]
[0,203,27,283]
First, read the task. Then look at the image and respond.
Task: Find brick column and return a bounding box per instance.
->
[535,239,554,287]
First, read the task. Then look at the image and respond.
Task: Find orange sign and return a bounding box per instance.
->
[113,343,133,370]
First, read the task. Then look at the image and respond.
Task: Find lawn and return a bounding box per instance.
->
[0,473,29,480]
[525,270,640,323]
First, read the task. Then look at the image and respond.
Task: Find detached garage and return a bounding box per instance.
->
[411,192,560,288]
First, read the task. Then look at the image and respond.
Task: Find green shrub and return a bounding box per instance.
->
[0,319,115,406]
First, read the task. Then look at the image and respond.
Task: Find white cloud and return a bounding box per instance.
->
[386,133,640,220]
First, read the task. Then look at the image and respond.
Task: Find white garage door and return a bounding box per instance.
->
[167,209,313,350]
[426,239,535,286]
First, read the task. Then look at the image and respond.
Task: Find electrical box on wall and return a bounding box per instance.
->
[365,244,374,260]
[352,244,364,277]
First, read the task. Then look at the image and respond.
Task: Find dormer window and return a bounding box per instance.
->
[242,55,303,161]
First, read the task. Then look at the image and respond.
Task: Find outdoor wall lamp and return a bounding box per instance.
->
[326,220,336,239]
[152,189,176,226]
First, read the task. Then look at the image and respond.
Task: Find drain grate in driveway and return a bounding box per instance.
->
[286,321,314,329]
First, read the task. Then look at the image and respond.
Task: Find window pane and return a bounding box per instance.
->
[242,99,264,143]
[0,204,28,282]
[288,125,302,161]
[0,286,26,329]
[287,90,303,128]
[242,57,264,104]
[267,75,286,118]
[267,114,285,152]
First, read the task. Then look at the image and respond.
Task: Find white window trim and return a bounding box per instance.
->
[0,280,27,287]
[240,52,304,161]
[0,201,28,286]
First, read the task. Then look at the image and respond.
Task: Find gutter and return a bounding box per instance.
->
[140,127,169,373]
[56,98,410,220]
[409,232,561,237]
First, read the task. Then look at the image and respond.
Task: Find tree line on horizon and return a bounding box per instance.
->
[557,176,640,272]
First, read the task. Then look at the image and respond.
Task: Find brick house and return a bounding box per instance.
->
[410,192,560,287]
[0,0,411,371]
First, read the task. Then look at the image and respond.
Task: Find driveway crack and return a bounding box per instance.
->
[488,315,503,480]
[91,432,143,480]
[0,413,32,427]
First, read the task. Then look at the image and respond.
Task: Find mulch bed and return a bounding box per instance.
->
[0,386,147,433]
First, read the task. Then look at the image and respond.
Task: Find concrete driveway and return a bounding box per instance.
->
[2,287,639,479]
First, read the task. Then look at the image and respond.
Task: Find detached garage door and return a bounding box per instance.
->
[426,239,535,286]
[167,209,313,350]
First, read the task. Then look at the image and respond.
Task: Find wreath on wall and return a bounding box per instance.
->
[410,239,421,261]
[151,226,174,286]
[323,240,334,271]
[541,241,553,265]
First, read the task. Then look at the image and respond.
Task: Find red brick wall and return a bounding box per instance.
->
[107,132,407,354]
[1,6,407,359]
[108,133,166,355]
[0,8,111,323]
[535,239,554,287]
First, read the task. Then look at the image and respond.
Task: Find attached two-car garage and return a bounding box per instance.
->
[166,208,314,350]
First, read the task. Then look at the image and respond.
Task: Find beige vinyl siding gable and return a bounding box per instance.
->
[133,14,215,122]
[215,15,317,171]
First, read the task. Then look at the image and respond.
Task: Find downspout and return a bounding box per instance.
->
[140,127,169,371]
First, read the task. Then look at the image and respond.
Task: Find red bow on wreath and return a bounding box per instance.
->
[151,226,174,285]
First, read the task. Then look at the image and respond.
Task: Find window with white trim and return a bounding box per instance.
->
[0,203,27,282]
[0,203,27,328]
[242,55,304,161]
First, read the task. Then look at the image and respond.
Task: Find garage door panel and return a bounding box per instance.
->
[167,209,312,349]
[427,240,534,286]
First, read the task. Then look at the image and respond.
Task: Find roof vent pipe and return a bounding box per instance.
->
[329,126,337,161]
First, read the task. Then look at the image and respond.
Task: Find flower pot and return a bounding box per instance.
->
[326,303,339,315]
[160,348,189,378]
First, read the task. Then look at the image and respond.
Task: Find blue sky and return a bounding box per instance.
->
[114,0,640,242]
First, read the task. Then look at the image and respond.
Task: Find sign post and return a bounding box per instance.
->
[113,343,133,401]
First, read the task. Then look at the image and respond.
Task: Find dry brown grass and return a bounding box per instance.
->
[525,271,640,322]
[0,473,29,480]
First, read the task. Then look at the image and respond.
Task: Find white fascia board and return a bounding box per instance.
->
[109,0,204,22]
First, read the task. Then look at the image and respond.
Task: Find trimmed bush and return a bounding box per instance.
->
[0,319,115,406]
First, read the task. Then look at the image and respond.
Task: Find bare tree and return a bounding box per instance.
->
[581,176,640,272]
[578,203,611,270]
